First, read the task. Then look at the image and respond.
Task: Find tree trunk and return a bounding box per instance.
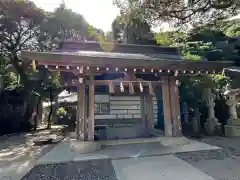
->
[11,53,29,86]
[11,53,36,126]
[33,109,37,131]
[23,96,35,131]
[33,97,40,130]
[47,88,53,129]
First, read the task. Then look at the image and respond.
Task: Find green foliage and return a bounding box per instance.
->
[155,31,185,46]
[2,72,18,88]
[183,52,201,60]
[0,0,45,53]
[0,1,101,95]
[212,74,230,89]
[186,27,227,44]
[151,21,236,108]
[0,0,45,87]
[225,24,240,37]
[57,107,66,116]
[175,22,240,62]
[0,56,14,89]
[38,3,95,51]
[180,74,229,107]
[114,0,239,30]
[111,14,154,44]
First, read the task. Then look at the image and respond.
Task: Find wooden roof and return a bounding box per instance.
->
[224,67,240,88]
[21,41,233,72]
[225,66,240,77]
[57,40,181,55]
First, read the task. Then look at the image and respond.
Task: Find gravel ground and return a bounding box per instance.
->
[21,159,117,180]
[175,137,240,180]
[0,127,65,180]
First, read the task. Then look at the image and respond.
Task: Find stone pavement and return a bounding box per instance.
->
[21,138,221,180]
[4,135,240,180]
[35,137,220,164]
[175,137,240,180]
[0,129,64,180]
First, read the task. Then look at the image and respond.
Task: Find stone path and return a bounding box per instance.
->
[23,155,215,180]
[5,135,240,180]
[20,138,221,180]
[0,129,64,180]
[36,138,220,164]
[175,137,240,180]
[112,155,214,180]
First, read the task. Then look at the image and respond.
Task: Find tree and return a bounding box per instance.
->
[173,23,240,62]
[0,1,106,132]
[37,3,92,52]
[113,0,239,29]
[0,0,45,86]
[32,67,63,129]
[112,14,154,44]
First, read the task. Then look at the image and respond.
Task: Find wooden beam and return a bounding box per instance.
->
[43,63,221,77]
[89,80,163,86]
[88,76,95,141]
[63,80,163,88]
[162,77,172,137]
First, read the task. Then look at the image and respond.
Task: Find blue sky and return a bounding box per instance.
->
[32,0,120,32]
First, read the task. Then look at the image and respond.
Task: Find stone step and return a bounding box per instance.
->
[225,125,240,137]
[227,119,240,126]
[70,140,101,153]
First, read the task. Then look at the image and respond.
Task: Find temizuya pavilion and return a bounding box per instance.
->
[21,41,233,141]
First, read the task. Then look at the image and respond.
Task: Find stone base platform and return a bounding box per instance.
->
[99,136,191,146]
[69,136,191,153]
[69,132,76,138]
[227,119,240,126]
[70,140,101,153]
[224,125,240,137]
[204,122,221,135]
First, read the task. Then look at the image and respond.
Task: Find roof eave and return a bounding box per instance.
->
[21,51,233,71]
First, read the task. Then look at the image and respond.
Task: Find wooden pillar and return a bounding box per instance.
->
[78,78,86,141]
[169,77,182,136]
[146,94,154,130]
[88,76,95,141]
[140,95,145,125]
[162,77,172,136]
[76,88,80,140]
[84,91,89,140]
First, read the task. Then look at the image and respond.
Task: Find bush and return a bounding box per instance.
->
[0,87,32,135]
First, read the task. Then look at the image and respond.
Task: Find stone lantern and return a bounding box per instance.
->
[224,89,240,137]
[203,89,221,135]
